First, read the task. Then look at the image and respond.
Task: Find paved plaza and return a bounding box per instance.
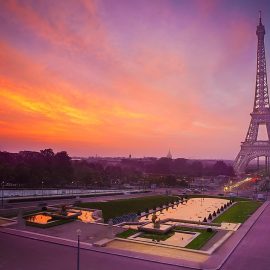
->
[140,197,229,222]
[8,220,124,244]
[1,202,270,270]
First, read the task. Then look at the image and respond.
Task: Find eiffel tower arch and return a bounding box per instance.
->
[234,13,270,175]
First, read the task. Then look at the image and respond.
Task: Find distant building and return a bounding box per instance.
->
[166,149,172,159]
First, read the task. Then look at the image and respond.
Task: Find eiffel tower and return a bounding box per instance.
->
[234,12,270,175]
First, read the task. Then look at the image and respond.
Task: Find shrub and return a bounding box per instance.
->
[213,211,216,216]
[207,227,213,233]
[208,213,212,220]
[203,217,207,222]
[217,208,220,214]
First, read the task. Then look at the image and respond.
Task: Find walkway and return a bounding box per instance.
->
[0,232,187,270]
[1,202,270,270]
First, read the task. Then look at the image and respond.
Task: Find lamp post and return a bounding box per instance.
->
[201,178,203,206]
[76,229,81,270]
[41,181,44,197]
[1,181,4,208]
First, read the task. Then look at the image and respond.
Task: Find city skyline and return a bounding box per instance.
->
[1,0,270,159]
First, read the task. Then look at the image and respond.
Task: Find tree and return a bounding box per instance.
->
[53,151,73,184]
[190,161,203,176]
[173,158,188,175]
[164,175,177,186]
[211,161,234,176]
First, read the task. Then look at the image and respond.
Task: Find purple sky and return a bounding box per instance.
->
[0,0,270,159]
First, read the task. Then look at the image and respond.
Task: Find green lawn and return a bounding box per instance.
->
[140,231,175,241]
[175,226,216,250]
[117,229,138,238]
[116,229,175,241]
[117,226,215,249]
[213,201,262,224]
[78,195,178,222]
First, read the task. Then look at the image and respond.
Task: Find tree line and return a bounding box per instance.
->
[0,149,234,188]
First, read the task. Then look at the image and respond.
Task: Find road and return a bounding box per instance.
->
[2,191,158,211]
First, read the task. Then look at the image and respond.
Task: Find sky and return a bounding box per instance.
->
[0,0,270,159]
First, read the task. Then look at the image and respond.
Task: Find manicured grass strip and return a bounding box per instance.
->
[213,201,262,224]
[140,231,175,241]
[174,226,216,250]
[117,229,138,239]
[186,230,216,250]
[78,195,178,222]
[175,226,207,233]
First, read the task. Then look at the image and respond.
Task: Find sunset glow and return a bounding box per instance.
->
[1,0,270,158]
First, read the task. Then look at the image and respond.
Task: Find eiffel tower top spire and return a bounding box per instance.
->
[253,10,269,112]
[257,10,264,31]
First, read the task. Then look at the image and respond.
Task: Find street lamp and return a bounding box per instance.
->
[76,229,81,270]
[41,181,44,197]
[1,181,4,208]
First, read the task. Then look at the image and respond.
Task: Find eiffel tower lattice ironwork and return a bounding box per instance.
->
[234,13,270,175]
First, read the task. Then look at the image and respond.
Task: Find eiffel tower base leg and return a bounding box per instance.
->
[234,148,270,175]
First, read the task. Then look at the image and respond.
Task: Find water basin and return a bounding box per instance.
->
[25,213,53,224]
[69,209,95,223]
